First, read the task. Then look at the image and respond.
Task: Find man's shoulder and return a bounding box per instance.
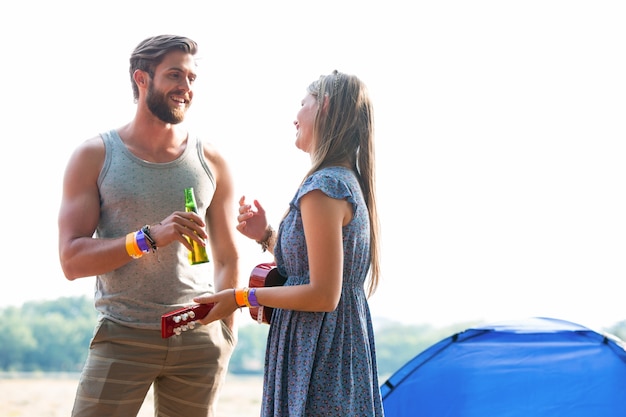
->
[197,138,225,163]
[74,134,106,155]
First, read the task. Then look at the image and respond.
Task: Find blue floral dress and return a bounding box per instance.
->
[262,166,384,416]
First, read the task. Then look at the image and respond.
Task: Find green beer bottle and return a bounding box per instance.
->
[184,187,210,265]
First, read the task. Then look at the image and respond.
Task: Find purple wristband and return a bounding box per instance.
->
[135,230,150,253]
[248,288,260,307]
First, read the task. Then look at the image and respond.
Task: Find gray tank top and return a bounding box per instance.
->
[95,129,216,329]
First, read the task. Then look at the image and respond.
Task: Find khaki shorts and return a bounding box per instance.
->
[71,318,236,417]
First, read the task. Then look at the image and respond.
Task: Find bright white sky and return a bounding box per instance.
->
[1,1,624,331]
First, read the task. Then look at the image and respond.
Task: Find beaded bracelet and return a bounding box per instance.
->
[141,225,158,252]
[256,226,274,253]
[125,232,143,259]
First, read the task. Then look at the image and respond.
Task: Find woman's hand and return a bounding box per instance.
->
[236,195,269,242]
[194,289,240,325]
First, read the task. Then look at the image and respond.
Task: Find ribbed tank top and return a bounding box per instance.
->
[94,129,216,330]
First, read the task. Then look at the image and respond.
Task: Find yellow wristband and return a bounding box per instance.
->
[125,232,143,259]
[235,288,247,308]
[242,287,251,308]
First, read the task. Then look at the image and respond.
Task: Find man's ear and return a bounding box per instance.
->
[133,69,148,88]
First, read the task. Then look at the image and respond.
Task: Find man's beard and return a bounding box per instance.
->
[146,83,188,124]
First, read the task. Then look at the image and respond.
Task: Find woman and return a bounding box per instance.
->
[196,70,384,416]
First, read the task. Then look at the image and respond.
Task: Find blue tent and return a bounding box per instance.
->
[381,317,626,416]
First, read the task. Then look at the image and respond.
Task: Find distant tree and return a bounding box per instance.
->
[229,324,269,374]
[0,297,96,372]
[28,296,97,320]
[0,306,38,371]
[29,312,93,371]
[1,297,523,378]
[374,320,481,378]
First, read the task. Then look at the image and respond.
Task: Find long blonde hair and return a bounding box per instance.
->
[303,70,380,296]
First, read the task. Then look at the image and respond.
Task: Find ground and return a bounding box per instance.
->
[0,374,263,417]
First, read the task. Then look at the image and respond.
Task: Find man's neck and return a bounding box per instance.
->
[117,117,189,163]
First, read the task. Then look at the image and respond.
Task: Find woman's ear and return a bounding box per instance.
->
[321,94,330,112]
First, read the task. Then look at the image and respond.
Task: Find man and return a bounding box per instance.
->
[58,35,239,417]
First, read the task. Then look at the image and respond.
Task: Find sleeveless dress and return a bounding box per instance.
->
[262,166,384,417]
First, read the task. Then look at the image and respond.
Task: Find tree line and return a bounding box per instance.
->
[1,296,625,379]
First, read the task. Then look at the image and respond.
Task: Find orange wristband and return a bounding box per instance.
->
[234,288,247,308]
[125,232,143,259]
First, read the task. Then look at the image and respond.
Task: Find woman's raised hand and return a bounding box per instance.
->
[236,196,269,242]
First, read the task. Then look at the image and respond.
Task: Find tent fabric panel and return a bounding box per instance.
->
[381,317,626,417]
